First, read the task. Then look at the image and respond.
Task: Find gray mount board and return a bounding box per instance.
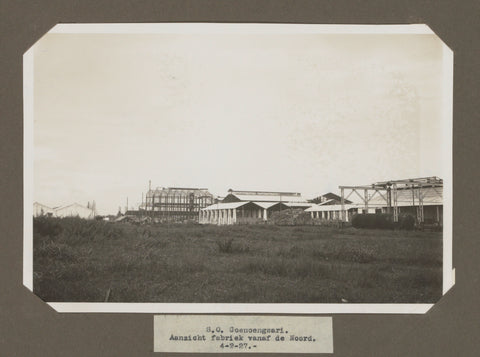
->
[1,0,479,356]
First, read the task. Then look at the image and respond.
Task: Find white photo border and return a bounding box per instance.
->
[23,23,454,314]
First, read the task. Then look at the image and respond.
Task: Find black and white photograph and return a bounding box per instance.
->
[24,24,453,311]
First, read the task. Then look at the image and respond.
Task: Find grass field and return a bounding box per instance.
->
[33,217,443,303]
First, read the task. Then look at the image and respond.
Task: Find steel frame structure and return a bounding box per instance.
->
[339,176,443,223]
[143,186,214,222]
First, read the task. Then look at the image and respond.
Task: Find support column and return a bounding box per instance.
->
[341,187,346,222]
[393,183,399,222]
[233,208,237,224]
[263,209,267,221]
[364,189,369,213]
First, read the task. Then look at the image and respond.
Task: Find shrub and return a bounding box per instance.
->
[216,238,250,254]
[270,209,312,226]
[399,214,415,231]
[33,216,63,237]
[351,213,393,230]
[216,238,234,253]
[294,211,313,225]
[351,214,362,228]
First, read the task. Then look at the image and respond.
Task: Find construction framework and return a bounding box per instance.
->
[141,183,215,222]
[339,176,443,223]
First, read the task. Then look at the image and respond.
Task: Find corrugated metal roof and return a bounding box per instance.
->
[305,204,359,212]
[283,202,315,208]
[252,201,282,209]
[368,186,442,207]
[33,202,53,210]
[317,199,335,206]
[202,202,254,210]
[230,194,308,203]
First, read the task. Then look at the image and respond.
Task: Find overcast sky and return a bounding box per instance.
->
[32,30,449,214]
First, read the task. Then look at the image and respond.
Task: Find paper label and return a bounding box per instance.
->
[153,315,333,353]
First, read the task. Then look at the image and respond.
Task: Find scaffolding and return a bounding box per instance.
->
[142,185,215,222]
[339,176,443,224]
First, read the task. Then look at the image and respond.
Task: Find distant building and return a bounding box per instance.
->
[305,193,355,221]
[199,189,313,225]
[54,203,95,219]
[305,203,358,222]
[309,192,353,205]
[33,202,55,217]
[142,186,215,222]
[33,202,95,219]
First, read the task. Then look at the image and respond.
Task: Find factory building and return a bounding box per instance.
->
[366,183,443,224]
[309,192,353,205]
[336,176,443,225]
[141,186,215,222]
[33,202,55,217]
[305,192,356,221]
[306,203,358,222]
[199,189,312,225]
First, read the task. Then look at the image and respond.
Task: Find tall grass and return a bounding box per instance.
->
[33,217,443,303]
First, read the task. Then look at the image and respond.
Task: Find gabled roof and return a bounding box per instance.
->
[252,201,287,209]
[202,202,258,210]
[224,193,308,203]
[33,202,53,209]
[305,204,359,212]
[368,186,442,207]
[54,202,91,211]
[309,193,353,204]
[282,202,314,208]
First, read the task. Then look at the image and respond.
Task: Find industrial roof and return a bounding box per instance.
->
[251,201,285,209]
[226,193,308,203]
[228,189,301,196]
[317,199,335,206]
[54,202,92,211]
[33,202,54,209]
[202,202,256,210]
[305,204,359,212]
[283,202,315,208]
[368,186,442,207]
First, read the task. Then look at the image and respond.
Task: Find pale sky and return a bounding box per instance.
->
[32,30,450,214]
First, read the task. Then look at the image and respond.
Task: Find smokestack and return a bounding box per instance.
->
[149,180,151,191]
